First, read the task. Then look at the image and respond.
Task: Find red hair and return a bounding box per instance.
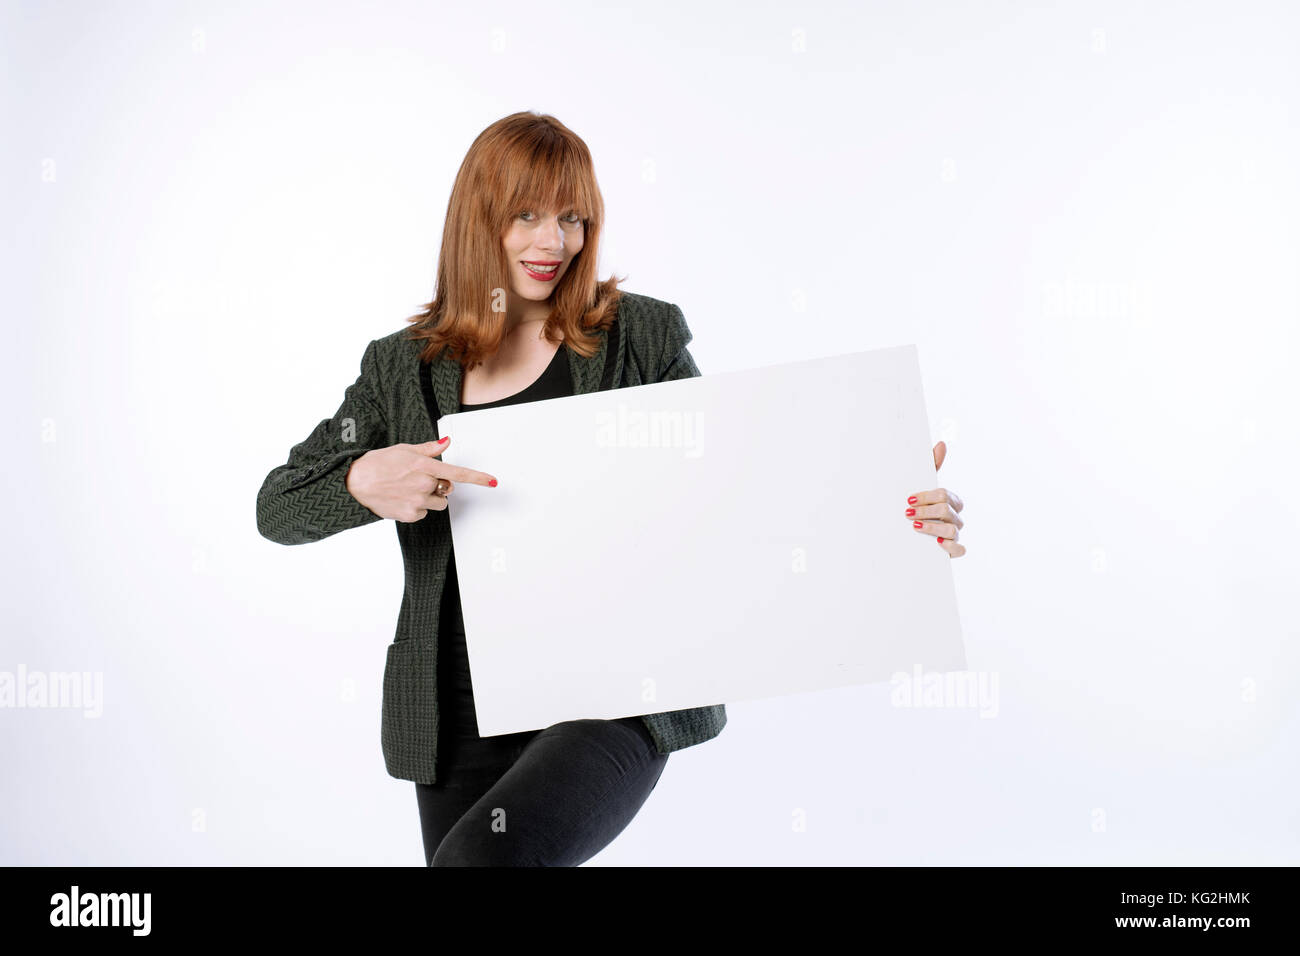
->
[405,111,625,368]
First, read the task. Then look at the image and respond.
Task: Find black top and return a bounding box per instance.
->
[437,344,572,741]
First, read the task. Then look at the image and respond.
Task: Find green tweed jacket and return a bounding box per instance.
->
[256,290,728,783]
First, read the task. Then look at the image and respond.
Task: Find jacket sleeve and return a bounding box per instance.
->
[256,338,389,545]
[656,302,703,382]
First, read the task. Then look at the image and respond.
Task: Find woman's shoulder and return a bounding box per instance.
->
[615,288,676,326]
[367,324,434,367]
[615,289,695,382]
[615,288,690,349]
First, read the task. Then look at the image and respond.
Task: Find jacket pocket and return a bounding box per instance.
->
[380,637,439,781]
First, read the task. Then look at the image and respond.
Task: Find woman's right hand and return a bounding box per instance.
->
[345,437,497,522]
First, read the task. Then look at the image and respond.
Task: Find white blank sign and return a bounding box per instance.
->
[439,344,966,737]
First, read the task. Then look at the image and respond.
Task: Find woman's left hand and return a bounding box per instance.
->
[905,441,966,558]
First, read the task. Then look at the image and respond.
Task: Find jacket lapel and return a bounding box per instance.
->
[429,346,463,418]
[569,321,614,395]
[413,317,620,437]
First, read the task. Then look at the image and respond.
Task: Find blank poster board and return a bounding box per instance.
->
[438,344,965,737]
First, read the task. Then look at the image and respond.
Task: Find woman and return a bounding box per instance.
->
[256,111,967,866]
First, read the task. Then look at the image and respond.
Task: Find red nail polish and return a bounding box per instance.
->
[905,508,915,516]
[437,436,449,444]
[488,478,498,487]
[913,521,922,529]
[937,537,944,544]
[908,496,917,505]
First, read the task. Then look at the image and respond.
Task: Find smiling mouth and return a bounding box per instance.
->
[520,260,560,276]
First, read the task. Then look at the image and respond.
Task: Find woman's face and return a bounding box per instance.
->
[502,206,584,302]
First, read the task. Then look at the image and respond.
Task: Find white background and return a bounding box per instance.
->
[3,0,1297,865]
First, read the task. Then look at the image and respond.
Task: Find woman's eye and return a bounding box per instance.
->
[518,211,580,224]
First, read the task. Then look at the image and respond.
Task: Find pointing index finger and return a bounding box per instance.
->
[438,461,498,487]
[420,437,498,487]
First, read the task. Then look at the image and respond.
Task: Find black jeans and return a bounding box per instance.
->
[415,716,669,866]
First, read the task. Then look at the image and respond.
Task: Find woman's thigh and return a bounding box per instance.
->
[414,730,535,866]
[429,716,668,867]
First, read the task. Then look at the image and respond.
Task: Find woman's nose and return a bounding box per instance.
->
[536,217,563,248]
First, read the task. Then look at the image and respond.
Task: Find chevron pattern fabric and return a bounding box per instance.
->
[256,290,728,783]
